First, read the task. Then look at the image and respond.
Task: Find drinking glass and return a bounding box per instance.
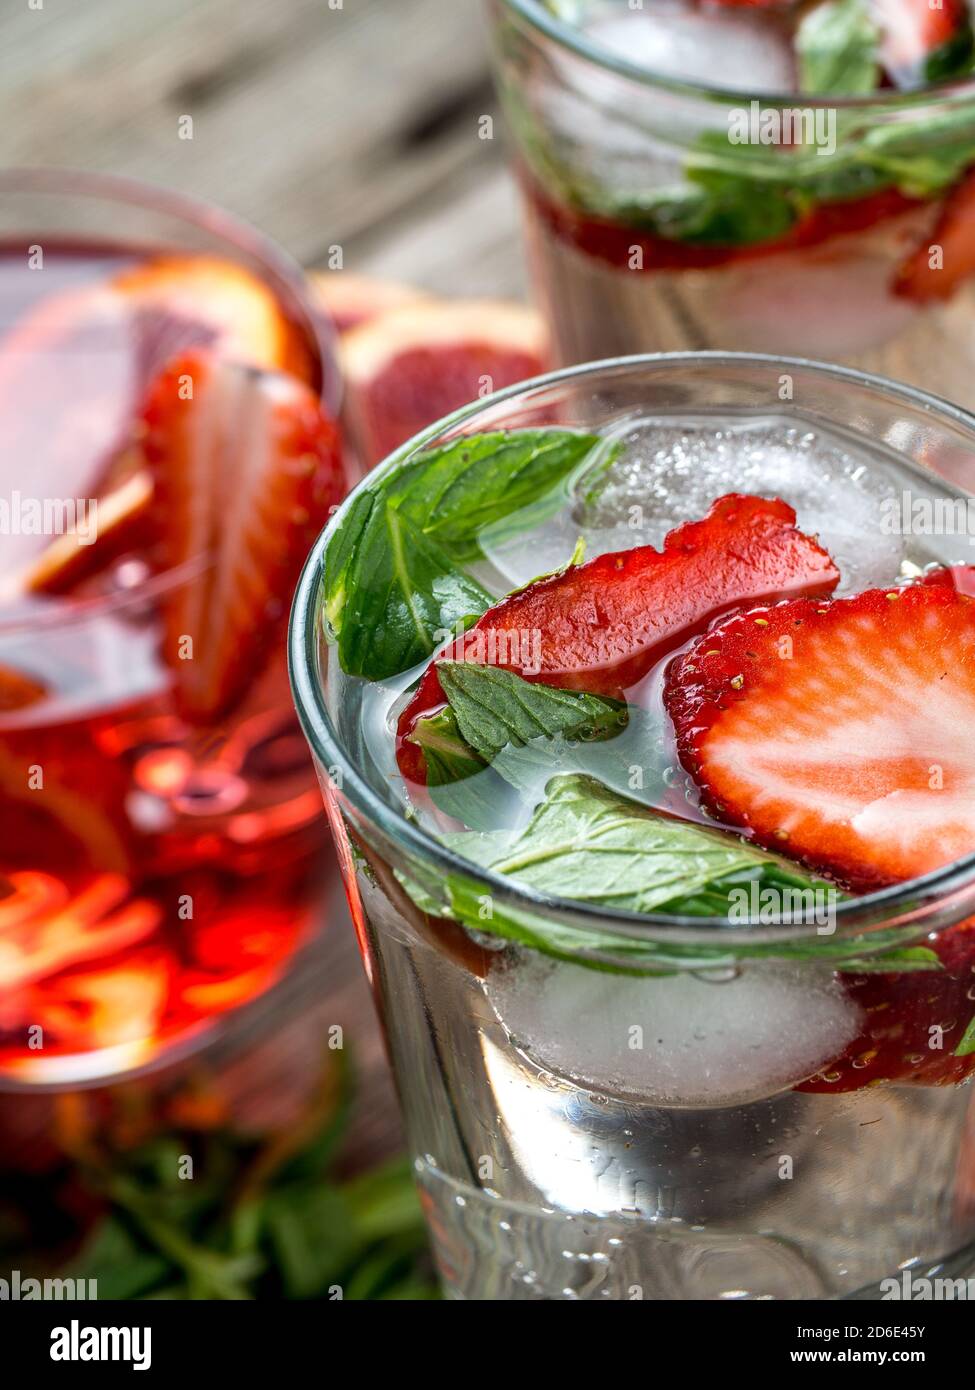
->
[0,169,341,1099]
[291,351,975,1300]
[487,0,975,410]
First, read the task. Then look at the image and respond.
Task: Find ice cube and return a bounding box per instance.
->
[486,953,861,1108]
[584,1,797,95]
[578,416,909,594]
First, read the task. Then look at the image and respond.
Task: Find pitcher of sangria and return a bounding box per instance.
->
[0,170,346,1107]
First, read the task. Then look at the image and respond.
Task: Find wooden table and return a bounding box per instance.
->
[0,0,524,295]
[0,0,526,1167]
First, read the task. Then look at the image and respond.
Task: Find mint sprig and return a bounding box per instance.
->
[401,774,944,976]
[323,430,602,679]
[409,662,631,827]
[436,661,628,762]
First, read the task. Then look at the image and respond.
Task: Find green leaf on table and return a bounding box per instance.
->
[264,1184,358,1299]
[323,430,603,679]
[797,0,880,96]
[65,1216,171,1300]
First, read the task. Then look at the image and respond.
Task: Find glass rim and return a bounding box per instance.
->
[500,0,975,110]
[289,350,975,947]
[0,166,340,636]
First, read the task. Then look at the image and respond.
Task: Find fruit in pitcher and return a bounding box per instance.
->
[21,469,155,597]
[341,300,548,467]
[397,494,839,784]
[112,253,316,381]
[141,349,344,721]
[665,579,975,890]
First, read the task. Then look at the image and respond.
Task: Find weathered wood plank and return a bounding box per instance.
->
[0,0,524,290]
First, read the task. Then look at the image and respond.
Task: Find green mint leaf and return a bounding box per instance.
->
[435,662,628,763]
[390,431,599,564]
[835,946,943,974]
[441,773,830,916]
[411,663,629,828]
[333,503,490,681]
[323,430,602,679]
[924,24,975,85]
[403,776,943,975]
[955,1013,975,1057]
[797,0,880,96]
[411,704,516,830]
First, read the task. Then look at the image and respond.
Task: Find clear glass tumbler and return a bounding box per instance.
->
[291,352,975,1300]
[487,0,975,411]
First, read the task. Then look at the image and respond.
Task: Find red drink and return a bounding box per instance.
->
[0,174,344,1087]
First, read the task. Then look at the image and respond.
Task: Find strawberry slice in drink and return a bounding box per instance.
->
[396,494,839,785]
[893,169,975,303]
[665,578,975,891]
[141,349,345,722]
[0,252,323,590]
[798,920,975,1092]
[871,0,973,87]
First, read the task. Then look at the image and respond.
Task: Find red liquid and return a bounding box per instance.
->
[0,243,337,1083]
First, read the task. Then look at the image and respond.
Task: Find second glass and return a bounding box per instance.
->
[488,0,975,410]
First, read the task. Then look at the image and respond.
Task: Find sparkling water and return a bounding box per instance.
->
[333,412,975,1299]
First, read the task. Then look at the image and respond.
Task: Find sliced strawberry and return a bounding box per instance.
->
[923,563,975,597]
[141,349,345,722]
[871,0,973,87]
[798,920,975,1091]
[341,301,548,468]
[666,582,975,891]
[893,169,975,303]
[397,494,839,785]
[525,170,923,273]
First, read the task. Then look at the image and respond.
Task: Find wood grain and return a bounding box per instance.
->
[0,0,525,292]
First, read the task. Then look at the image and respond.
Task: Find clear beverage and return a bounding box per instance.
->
[488,0,975,407]
[291,355,975,1300]
[0,172,344,1088]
